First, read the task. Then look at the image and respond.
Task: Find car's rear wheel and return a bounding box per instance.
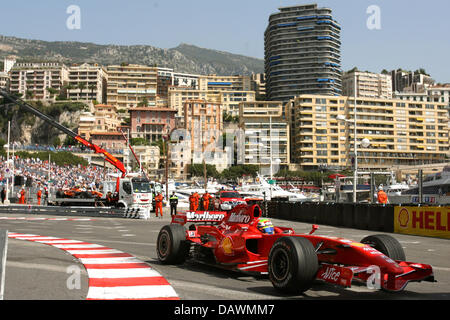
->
[361,234,406,261]
[157,224,191,264]
[268,236,318,294]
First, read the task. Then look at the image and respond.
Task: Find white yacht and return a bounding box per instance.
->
[388,166,450,205]
[237,175,311,202]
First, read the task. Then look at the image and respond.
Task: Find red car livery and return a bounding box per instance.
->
[156,204,435,293]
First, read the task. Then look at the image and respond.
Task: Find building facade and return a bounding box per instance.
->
[343,71,392,99]
[290,94,449,171]
[77,104,122,140]
[264,4,342,101]
[157,67,199,99]
[391,69,435,93]
[0,72,9,90]
[9,62,69,100]
[168,85,256,122]
[3,56,16,73]
[239,101,289,175]
[106,64,158,110]
[67,63,107,103]
[128,106,176,144]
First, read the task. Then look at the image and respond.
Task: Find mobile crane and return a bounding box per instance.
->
[0,89,154,217]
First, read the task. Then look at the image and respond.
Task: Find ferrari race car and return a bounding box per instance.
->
[156,204,435,293]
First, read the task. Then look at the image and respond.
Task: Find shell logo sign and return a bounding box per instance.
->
[394,206,450,239]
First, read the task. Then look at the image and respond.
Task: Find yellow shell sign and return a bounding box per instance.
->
[394,206,450,239]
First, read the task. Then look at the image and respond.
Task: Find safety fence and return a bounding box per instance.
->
[266,201,450,239]
[0,205,142,219]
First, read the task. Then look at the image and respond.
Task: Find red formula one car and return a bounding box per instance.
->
[156,204,435,293]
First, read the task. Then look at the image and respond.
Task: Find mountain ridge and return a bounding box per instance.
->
[0,35,264,76]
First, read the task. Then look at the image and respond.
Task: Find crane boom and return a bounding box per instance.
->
[0,89,127,177]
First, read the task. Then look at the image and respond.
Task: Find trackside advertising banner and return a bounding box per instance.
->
[394,206,450,239]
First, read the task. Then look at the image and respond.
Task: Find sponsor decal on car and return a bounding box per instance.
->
[227,212,251,224]
[318,265,353,287]
[221,236,234,255]
[186,211,226,222]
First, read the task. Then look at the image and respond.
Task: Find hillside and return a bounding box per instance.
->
[0,35,264,75]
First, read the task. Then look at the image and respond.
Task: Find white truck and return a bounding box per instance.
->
[49,176,155,219]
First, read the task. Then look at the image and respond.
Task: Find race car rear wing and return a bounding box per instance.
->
[171,211,228,225]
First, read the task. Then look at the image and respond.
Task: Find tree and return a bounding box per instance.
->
[130,137,149,146]
[25,90,34,100]
[88,83,97,100]
[188,163,219,178]
[151,139,165,155]
[46,87,59,101]
[64,83,75,100]
[219,164,259,180]
[77,82,87,100]
[138,97,149,107]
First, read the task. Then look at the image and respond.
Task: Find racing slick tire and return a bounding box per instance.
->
[157,224,191,265]
[268,236,318,294]
[361,234,406,261]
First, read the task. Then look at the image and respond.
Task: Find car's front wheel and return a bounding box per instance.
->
[268,236,318,294]
[360,234,406,261]
[157,224,190,264]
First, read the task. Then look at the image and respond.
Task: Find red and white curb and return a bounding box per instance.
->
[0,217,95,221]
[7,232,179,300]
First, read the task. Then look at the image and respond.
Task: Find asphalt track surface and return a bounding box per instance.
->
[1,208,450,301]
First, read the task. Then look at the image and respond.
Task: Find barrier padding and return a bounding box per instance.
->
[267,201,396,233]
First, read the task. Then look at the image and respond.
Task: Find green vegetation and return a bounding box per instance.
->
[187,164,259,181]
[223,111,239,123]
[187,163,219,178]
[130,137,149,146]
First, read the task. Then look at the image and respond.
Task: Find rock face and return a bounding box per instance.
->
[0,101,84,146]
[0,35,264,76]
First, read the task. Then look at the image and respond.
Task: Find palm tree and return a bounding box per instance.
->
[88,83,97,101]
[46,87,59,102]
[64,84,75,100]
[77,82,87,100]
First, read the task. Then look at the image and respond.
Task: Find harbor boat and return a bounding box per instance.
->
[237,174,311,202]
[388,166,450,205]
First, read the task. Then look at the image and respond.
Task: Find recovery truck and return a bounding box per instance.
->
[0,89,154,217]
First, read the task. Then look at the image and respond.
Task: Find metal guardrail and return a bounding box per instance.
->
[0,205,144,219]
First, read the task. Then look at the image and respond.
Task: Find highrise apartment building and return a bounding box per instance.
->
[106,64,158,110]
[67,63,107,103]
[290,94,448,171]
[391,69,435,93]
[239,101,289,175]
[264,4,342,101]
[343,71,392,99]
[9,62,69,100]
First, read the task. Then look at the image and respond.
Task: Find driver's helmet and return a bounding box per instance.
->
[256,218,274,235]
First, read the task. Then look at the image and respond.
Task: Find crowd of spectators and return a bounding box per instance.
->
[0,154,118,194]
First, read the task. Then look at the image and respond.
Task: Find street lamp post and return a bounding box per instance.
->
[336,113,370,203]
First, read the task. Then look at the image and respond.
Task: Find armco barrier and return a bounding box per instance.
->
[0,205,141,219]
[267,201,396,233]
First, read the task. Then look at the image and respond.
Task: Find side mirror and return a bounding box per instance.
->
[309,224,319,235]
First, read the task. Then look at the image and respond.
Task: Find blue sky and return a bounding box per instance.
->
[1,0,449,82]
